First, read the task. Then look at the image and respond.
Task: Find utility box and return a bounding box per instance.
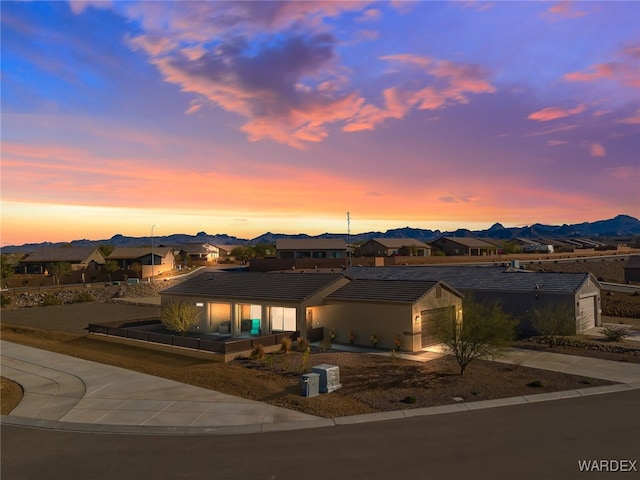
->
[301,373,320,398]
[312,364,342,393]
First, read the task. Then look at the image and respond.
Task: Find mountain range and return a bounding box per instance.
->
[3,214,639,253]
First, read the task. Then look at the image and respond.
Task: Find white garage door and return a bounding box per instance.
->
[577,296,596,332]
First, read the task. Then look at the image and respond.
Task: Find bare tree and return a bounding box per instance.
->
[530,303,576,347]
[161,301,201,335]
[428,297,516,375]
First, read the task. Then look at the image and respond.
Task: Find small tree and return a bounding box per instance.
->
[1,255,16,282]
[46,262,71,286]
[530,303,576,347]
[161,301,201,335]
[103,259,120,282]
[428,297,516,375]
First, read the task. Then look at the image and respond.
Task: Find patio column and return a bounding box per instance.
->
[261,305,269,335]
[230,303,239,337]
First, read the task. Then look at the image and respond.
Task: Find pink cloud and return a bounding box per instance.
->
[564,46,640,89]
[528,103,586,122]
[546,1,587,19]
[590,142,606,157]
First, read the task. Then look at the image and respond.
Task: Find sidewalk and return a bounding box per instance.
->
[2,339,639,435]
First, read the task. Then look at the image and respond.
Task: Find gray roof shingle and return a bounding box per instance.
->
[346,266,593,294]
[327,279,442,303]
[162,272,345,302]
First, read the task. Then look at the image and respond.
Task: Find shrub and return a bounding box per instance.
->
[280,337,292,353]
[401,395,417,404]
[0,295,11,308]
[161,300,201,335]
[73,291,95,303]
[250,344,265,360]
[601,325,629,342]
[297,337,309,352]
[527,380,542,388]
[42,294,61,306]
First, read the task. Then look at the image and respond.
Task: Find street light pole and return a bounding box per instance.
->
[151,224,157,282]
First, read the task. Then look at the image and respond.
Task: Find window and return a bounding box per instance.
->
[271,307,297,331]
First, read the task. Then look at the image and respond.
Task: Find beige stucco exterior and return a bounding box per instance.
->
[312,284,463,351]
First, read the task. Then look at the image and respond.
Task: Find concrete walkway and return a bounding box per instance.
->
[2,339,639,435]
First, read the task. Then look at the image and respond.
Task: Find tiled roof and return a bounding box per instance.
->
[162,272,345,302]
[215,245,248,254]
[327,279,446,303]
[107,247,173,259]
[21,247,102,263]
[346,266,593,294]
[433,237,496,248]
[174,244,218,254]
[624,255,640,269]
[369,238,430,249]
[276,239,346,250]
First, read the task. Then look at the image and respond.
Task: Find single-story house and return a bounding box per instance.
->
[159,271,464,352]
[18,247,106,274]
[346,265,601,336]
[357,238,431,257]
[173,243,219,263]
[624,255,640,284]
[161,272,349,338]
[429,237,498,256]
[216,245,249,261]
[276,239,347,259]
[107,247,175,278]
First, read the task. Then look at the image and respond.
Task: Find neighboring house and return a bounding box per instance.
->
[174,243,219,263]
[161,272,349,339]
[19,247,106,274]
[429,237,498,256]
[536,238,575,253]
[358,238,432,257]
[216,245,249,261]
[317,279,462,351]
[276,239,347,259]
[624,255,640,284]
[159,271,463,352]
[347,265,601,335]
[107,247,175,278]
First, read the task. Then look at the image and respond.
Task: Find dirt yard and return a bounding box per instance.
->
[0,302,628,418]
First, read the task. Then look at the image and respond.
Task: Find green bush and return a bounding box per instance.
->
[73,291,95,303]
[0,295,11,308]
[42,294,61,306]
[527,380,542,388]
[401,395,417,404]
[602,325,629,342]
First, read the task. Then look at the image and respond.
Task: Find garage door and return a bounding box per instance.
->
[577,296,596,332]
[420,306,455,348]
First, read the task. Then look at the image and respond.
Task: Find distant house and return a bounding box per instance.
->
[347,265,601,335]
[19,247,105,274]
[624,255,640,284]
[107,247,175,278]
[358,238,431,257]
[216,245,250,261]
[430,237,498,256]
[174,243,219,263]
[276,239,347,259]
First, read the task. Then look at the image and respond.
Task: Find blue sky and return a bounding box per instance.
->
[1,1,639,244]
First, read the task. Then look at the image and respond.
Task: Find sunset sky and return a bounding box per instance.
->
[2,1,639,246]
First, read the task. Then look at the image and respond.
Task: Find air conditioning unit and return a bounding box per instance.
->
[312,364,342,393]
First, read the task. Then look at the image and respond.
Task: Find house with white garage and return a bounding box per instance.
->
[314,279,463,351]
[159,271,464,351]
[346,266,601,336]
